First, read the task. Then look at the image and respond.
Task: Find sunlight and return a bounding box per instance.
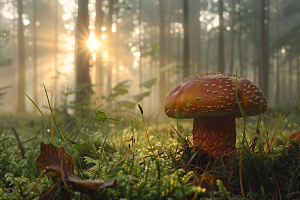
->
[112,23,117,32]
[119,65,125,71]
[133,52,140,57]
[62,13,71,21]
[23,19,30,26]
[87,31,98,51]
[92,53,96,60]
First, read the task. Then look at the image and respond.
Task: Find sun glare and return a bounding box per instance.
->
[87,31,98,51]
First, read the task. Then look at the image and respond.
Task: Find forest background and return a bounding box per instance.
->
[0,0,299,117]
[1,0,300,199]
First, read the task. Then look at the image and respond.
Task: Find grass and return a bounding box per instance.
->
[0,102,300,199]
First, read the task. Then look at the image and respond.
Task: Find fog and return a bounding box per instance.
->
[0,0,299,117]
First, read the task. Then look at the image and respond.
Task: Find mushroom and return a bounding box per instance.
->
[164,72,267,158]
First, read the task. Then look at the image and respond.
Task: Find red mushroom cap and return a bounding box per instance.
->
[165,72,267,119]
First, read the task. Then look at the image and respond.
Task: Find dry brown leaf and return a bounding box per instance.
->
[36,143,73,176]
[36,143,120,191]
[68,174,120,190]
[285,131,300,149]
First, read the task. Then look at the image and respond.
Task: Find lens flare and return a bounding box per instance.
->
[87,31,98,51]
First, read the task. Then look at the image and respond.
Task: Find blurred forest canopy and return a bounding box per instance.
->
[0,0,299,116]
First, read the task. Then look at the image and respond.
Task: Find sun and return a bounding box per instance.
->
[87,31,98,51]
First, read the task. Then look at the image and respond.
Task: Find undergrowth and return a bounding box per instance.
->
[0,100,300,199]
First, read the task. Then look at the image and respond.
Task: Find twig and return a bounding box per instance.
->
[239,149,245,198]
[11,128,26,159]
[268,111,283,152]
[108,145,131,174]
[271,171,281,200]
[248,117,278,150]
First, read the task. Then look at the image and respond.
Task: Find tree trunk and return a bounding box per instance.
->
[54,0,58,108]
[150,0,157,113]
[229,0,235,74]
[11,7,17,112]
[275,0,280,105]
[218,0,225,73]
[95,0,103,108]
[205,28,212,72]
[32,0,37,113]
[167,0,172,90]
[297,35,300,96]
[282,57,287,103]
[260,0,269,99]
[18,0,26,113]
[288,53,292,102]
[75,0,91,117]
[265,0,270,100]
[106,0,113,96]
[159,0,166,110]
[237,0,244,76]
[176,0,181,80]
[183,0,189,78]
[139,0,142,92]
[196,0,202,73]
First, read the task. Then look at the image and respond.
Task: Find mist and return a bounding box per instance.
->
[0,0,299,117]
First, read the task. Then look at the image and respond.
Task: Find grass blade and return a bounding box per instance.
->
[25,93,47,123]
[43,84,67,147]
[239,149,245,198]
[268,110,283,152]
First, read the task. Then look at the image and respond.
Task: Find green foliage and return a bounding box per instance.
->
[108,80,132,100]
[141,43,160,58]
[131,91,151,102]
[112,100,136,109]
[139,77,159,89]
[94,110,118,122]
[2,101,300,199]
[102,78,158,110]
[200,180,233,200]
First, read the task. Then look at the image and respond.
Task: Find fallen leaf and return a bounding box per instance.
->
[36,143,120,191]
[68,173,120,190]
[36,143,73,175]
[285,131,300,149]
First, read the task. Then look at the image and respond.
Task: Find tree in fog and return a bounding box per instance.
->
[229,0,235,74]
[95,0,103,108]
[54,0,58,108]
[218,0,225,73]
[259,0,269,99]
[237,0,244,76]
[17,0,25,113]
[182,0,189,77]
[106,0,114,96]
[275,0,280,105]
[32,0,37,113]
[159,0,166,109]
[195,0,202,73]
[75,0,91,117]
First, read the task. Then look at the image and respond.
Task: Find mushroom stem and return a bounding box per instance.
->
[193,116,236,157]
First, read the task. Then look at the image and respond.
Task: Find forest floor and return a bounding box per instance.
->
[0,102,300,199]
